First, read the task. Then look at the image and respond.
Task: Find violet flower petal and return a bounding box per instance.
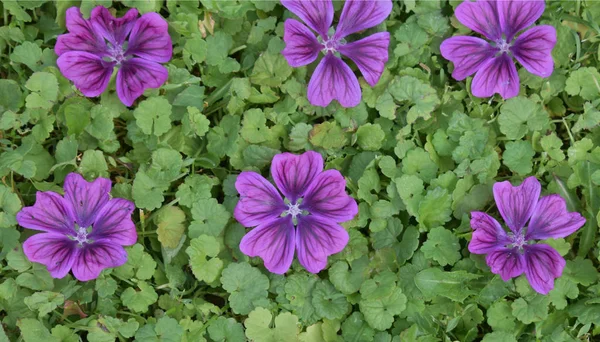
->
[485,247,525,281]
[271,151,323,203]
[300,169,358,222]
[492,176,540,234]
[16,192,75,234]
[511,25,556,78]
[282,19,322,68]
[471,53,520,99]
[71,241,128,281]
[498,0,545,42]
[55,7,104,56]
[333,0,393,40]
[234,171,287,227]
[307,53,361,108]
[337,32,390,87]
[280,0,334,38]
[523,243,565,295]
[23,233,78,279]
[239,216,295,274]
[56,51,115,97]
[469,211,511,254]
[296,215,349,274]
[439,36,497,81]
[64,173,111,228]
[90,198,138,245]
[91,6,138,46]
[116,58,168,107]
[525,194,586,241]
[454,0,503,41]
[125,12,172,63]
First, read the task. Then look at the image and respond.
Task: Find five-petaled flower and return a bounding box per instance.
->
[17,173,137,281]
[281,0,392,108]
[234,151,358,274]
[56,6,172,106]
[440,0,556,99]
[469,177,585,294]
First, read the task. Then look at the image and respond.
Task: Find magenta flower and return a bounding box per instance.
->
[234,151,358,274]
[55,6,172,106]
[440,0,556,99]
[281,0,392,108]
[469,177,585,294]
[17,173,137,281]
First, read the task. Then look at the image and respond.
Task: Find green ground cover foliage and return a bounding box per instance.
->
[1,0,600,341]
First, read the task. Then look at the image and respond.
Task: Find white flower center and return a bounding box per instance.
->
[319,35,345,54]
[508,231,526,250]
[496,38,511,54]
[284,202,303,219]
[105,41,128,64]
[72,226,91,246]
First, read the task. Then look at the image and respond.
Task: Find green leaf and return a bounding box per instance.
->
[64,103,91,136]
[356,124,385,151]
[284,273,319,323]
[359,287,407,331]
[414,268,480,302]
[564,257,599,285]
[341,312,375,342]
[309,122,348,150]
[206,31,233,67]
[189,198,231,237]
[549,277,579,310]
[572,102,600,132]
[156,206,186,248]
[221,262,270,315]
[244,308,299,342]
[511,295,550,324]
[79,150,108,179]
[250,51,293,87]
[565,67,600,100]
[0,79,23,112]
[25,72,58,110]
[24,291,65,318]
[421,227,461,266]
[182,106,210,137]
[134,97,172,136]
[114,244,157,281]
[208,317,245,342]
[17,319,58,342]
[10,41,42,70]
[186,235,224,284]
[329,256,370,295]
[183,35,207,67]
[121,281,158,313]
[498,96,549,140]
[176,174,218,208]
[540,133,565,161]
[174,86,206,111]
[503,141,535,175]
[241,109,271,143]
[312,280,349,320]
[486,300,516,332]
[402,148,438,183]
[0,184,21,228]
[481,332,517,342]
[417,188,452,230]
[388,76,440,124]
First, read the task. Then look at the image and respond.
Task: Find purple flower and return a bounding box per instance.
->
[234,151,358,274]
[469,177,585,294]
[440,0,556,99]
[16,173,137,281]
[55,6,172,106]
[281,0,392,108]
